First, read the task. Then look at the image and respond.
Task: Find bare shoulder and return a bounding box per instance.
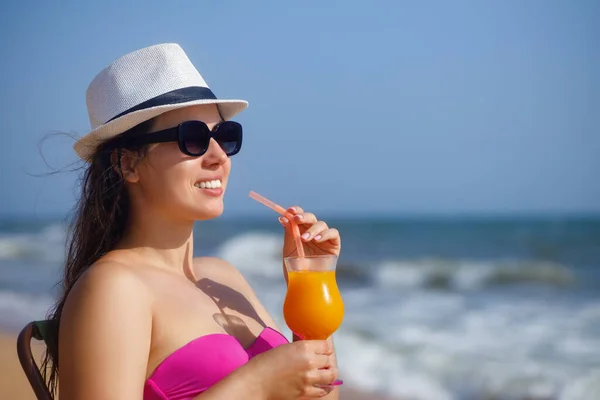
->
[59,259,153,399]
[64,259,150,311]
[61,259,153,339]
[192,256,247,283]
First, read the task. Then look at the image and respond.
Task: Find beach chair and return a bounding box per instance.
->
[16,320,54,400]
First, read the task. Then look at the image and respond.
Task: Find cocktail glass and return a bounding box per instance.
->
[283,254,344,387]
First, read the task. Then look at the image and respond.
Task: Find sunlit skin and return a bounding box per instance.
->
[110,104,232,278]
[121,104,230,235]
[58,104,343,400]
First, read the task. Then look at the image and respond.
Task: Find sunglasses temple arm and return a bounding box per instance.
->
[125,128,180,146]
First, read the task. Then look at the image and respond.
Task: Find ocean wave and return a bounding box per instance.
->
[0,290,53,331]
[332,299,600,400]
[0,227,580,293]
[216,232,372,283]
[216,231,284,279]
[215,232,579,291]
[560,369,600,400]
[332,319,600,400]
[374,258,576,290]
[0,224,66,262]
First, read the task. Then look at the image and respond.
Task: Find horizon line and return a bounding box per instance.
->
[1,210,600,222]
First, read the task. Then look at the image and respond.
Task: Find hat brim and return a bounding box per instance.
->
[73,98,248,162]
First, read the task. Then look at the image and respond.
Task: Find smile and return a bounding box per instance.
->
[194,179,222,189]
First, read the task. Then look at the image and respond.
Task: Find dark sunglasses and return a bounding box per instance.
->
[118,120,243,157]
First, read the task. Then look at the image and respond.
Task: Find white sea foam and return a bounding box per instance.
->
[0,290,53,331]
[0,224,66,262]
[217,231,284,279]
[374,258,575,290]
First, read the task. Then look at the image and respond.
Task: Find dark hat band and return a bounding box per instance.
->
[107,86,217,123]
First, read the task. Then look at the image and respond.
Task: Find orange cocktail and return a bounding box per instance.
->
[283,255,344,340]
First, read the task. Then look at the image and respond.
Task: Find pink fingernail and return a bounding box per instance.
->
[301,232,310,240]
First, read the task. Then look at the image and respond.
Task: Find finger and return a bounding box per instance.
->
[313,367,339,386]
[313,228,340,243]
[279,216,305,254]
[320,385,335,396]
[301,221,328,241]
[279,215,305,233]
[311,354,332,370]
[287,205,304,215]
[298,384,331,399]
[299,339,332,356]
[293,212,317,225]
[309,339,333,355]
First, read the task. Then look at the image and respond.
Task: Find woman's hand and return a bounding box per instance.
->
[196,339,339,400]
[279,206,341,258]
[250,339,338,399]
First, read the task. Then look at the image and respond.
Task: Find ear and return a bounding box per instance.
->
[110,148,141,183]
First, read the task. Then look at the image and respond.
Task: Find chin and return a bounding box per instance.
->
[192,204,224,221]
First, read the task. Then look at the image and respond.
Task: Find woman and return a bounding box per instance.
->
[42,43,341,400]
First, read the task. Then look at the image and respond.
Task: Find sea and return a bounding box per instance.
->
[1,215,599,400]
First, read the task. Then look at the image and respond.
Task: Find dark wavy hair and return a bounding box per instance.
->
[40,119,154,396]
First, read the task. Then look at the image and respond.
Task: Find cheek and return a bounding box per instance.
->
[138,162,192,207]
[140,171,184,207]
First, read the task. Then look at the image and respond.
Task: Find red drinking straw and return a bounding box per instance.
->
[249,191,305,258]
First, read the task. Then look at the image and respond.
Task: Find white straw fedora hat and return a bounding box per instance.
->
[73,43,248,162]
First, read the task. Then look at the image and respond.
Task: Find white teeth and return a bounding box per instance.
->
[195,179,222,189]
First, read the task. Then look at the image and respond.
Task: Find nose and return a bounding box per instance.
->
[201,137,228,167]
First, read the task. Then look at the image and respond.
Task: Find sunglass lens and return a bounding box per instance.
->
[214,121,242,156]
[181,121,210,155]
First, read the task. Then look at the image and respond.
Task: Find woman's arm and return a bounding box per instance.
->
[58,262,153,400]
[191,363,268,399]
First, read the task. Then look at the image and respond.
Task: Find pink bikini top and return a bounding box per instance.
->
[143,327,289,400]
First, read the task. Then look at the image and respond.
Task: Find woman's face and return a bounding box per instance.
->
[126,104,233,222]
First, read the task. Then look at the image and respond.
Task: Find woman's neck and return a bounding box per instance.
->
[116,207,196,278]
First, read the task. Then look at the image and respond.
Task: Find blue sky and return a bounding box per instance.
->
[0,0,598,218]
